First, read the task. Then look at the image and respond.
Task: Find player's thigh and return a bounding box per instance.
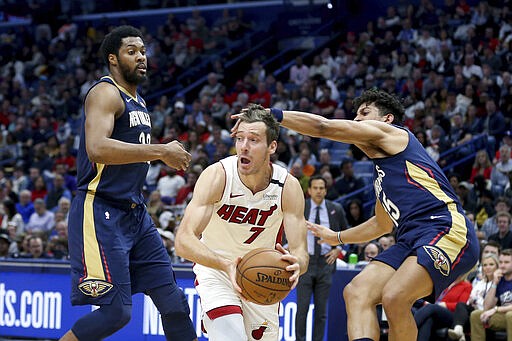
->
[242,301,279,341]
[129,211,175,293]
[194,264,242,313]
[68,194,133,305]
[382,256,433,305]
[346,260,396,305]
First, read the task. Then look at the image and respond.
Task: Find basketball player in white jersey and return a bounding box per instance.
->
[175,104,308,341]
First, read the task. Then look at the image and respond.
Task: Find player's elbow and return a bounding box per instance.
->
[174,234,187,258]
[86,140,107,163]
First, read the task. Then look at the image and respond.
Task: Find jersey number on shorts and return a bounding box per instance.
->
[244,227,265,244]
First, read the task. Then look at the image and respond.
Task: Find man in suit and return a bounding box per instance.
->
[295,174,348,341]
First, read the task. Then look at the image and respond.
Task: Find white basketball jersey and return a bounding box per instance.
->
[201,155,288,260]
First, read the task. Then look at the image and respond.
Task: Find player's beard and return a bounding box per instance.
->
[119,60,147,85]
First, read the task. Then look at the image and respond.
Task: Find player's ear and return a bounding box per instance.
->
[384,113,394,123]
[108,53,118,67]
[268,140,277,154]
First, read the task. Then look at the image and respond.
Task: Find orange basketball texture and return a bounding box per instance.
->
[236,248,293,305]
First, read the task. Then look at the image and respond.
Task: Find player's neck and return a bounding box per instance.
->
[109,72,137,97]
[239,165,272,194]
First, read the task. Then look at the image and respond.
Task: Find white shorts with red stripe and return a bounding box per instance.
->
[193,263,279,340]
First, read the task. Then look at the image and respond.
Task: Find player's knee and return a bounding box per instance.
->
[343,282,364,303]
[381,290,412,317]
[109,304,132,330]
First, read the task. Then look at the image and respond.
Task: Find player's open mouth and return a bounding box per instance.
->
[240,157,250,165]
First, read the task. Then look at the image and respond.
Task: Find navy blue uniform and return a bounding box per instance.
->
[69,76,180,306]
[372,127,479,298]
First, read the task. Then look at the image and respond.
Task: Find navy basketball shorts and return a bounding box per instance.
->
[68,192,176,305]
[373,218,479,300]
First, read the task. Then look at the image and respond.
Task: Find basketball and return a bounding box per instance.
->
[236,248,293,305]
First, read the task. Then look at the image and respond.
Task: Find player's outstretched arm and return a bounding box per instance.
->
[85,83,190,169]
[308,200,393,246]
[278,109,396,147]
[281,174,309,284]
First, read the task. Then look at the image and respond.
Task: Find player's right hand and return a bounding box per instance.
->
[224,257,248,300]
[162,140,191,170]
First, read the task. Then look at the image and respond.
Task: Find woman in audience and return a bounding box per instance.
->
[447,253,499,340]
[413,271,472,341]
[470,149,493,183]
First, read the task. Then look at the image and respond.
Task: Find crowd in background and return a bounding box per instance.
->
[0,0,511,272]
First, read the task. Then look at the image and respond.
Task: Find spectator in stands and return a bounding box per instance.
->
[0,231,11,259]
[20,235,52,259]
[54,163,77,195]
[15,189,34,224]
[0,199,24,235]
[290,56,309,87]
[470,249,512,340]
[199,72,221,98]
[491,145,512,196]
[448,253,499,341]
[290,161,310,195]
[334,159,365,200]
[484,99,507,145]
[481,197,511,239]
[156,166,186,205]
[320,171,340,201]
[25,198,54,235]
[488,212,512,250]
[470,149,493,184]
[249,81,272,108]
[362,241,381,262]
[175,167,201,205]
[45,174,72,211]
[147,190,165,224]
[414,272,472,341]
[378,234,393,251]
[158,227,177,263]
[31,176,47,202]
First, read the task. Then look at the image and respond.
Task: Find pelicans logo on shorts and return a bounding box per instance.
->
[423,245,451,276]
[251,320,269,340]
[78,279,113,297]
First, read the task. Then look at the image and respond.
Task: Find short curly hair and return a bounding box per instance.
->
[239,103,280,145]
[353,88,405,125]
[100,25,143,70]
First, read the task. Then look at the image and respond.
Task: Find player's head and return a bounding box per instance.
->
[100,25,147,84]
[235,104,279,175]
[238,104,279,145]
[353,88,404,125]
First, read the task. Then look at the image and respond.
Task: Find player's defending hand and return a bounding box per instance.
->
[230,108,271,137]
[307,221,339,246]
[162,140,191,171]
[275,243,301,289]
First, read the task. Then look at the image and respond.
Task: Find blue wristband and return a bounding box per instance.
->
[270,107,283,123]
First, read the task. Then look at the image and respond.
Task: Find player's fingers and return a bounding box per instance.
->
[275,243,289,255]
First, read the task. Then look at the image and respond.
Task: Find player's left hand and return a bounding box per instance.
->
[324,248,340,265]
[275,243,300,289]
[307,221,338,246]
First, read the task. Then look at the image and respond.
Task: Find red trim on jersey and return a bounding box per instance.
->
[405,169,424,190]
[451,239,469,270]
[206,305,243,320]
[80,251,87,282]
[100,244,112,283]
[276,221,285,246]
[429,227,449,245]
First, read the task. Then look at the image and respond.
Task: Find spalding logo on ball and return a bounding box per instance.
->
[236,248,293,305]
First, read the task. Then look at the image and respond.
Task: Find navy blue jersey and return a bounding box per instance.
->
[371,127,478,298]
[373,127,466,235]
[76,76,150,204]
